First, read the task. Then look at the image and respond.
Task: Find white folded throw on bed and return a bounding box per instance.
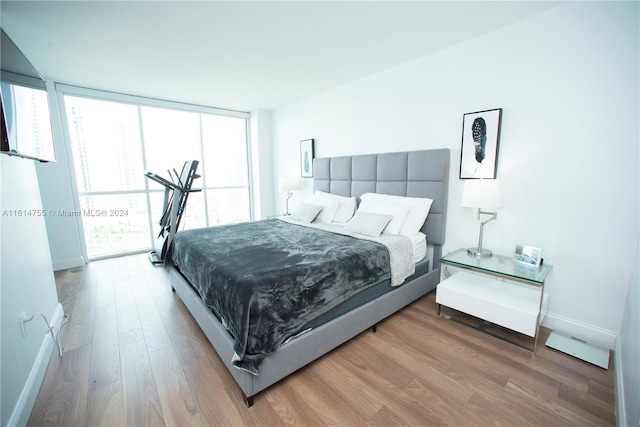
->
[278,217,415,286]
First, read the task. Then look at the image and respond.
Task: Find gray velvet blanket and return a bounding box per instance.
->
[169,219,391,375]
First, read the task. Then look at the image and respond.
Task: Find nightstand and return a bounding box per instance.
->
[436,248,553,352]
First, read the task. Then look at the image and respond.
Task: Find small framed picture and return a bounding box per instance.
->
[300,139,314,178]
[514,244,543,268]
[460,108,502,179]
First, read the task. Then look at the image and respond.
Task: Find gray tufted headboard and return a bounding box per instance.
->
[313,149,450,265]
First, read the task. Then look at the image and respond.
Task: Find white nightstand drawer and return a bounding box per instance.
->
[436,271,546,337]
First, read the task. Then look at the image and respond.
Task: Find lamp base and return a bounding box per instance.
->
[467,247,493,258]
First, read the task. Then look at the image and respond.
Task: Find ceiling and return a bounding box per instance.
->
[0,1,560,112]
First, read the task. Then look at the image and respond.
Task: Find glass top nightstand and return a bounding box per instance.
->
[440,248,553,286]
[437,248,553,352]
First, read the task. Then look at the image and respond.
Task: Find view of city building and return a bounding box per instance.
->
[1,82,55,161]
[64,95,250,258]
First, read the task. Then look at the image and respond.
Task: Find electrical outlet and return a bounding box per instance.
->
[19,312,27,337]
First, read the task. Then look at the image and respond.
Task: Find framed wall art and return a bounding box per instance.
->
[300,139,314,178]
[459,108,502,179]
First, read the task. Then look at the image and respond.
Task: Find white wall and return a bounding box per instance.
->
[1,155,63,426]
[35,81,85,271]
[616,243,639,427]
[615,115,640,426]
[271,1,639,349]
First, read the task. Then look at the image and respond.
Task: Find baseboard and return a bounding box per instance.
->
[541,311,617,350]
[52,256,84,271]
[7,303,64,427]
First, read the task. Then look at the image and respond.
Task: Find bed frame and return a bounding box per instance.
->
[169,148,450,406]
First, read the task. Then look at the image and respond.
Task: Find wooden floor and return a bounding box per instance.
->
[29,254,616,426]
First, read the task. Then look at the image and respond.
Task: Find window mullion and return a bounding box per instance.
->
[244,118,254,221]
[197,113,211,227]
[137,105,156,248]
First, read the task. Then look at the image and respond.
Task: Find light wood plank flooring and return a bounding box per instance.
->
[29,254,615,426]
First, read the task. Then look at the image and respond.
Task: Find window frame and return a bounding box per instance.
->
[1,70,56,162]
[55,83,253,260]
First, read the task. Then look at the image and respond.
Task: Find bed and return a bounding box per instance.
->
[168,148,450,406]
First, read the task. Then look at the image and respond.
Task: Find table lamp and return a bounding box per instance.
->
[461,179,502,257]
[279,176,301,215]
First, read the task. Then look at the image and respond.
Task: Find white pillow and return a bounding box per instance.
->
[314,191,357,223]
[291,202,323,223]
[345,211,393,237]
[356,198,410,235]
[305,191,340,223]
[360,193,433,236]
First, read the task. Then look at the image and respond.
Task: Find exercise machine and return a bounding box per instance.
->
[145,160,200,265]
[144,160,200,265]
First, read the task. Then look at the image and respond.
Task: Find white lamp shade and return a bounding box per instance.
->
[461,179,502,209]
[279,176,301,192]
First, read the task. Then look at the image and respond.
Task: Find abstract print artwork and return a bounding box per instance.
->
[459,108,502,179]
[300,139,315,178]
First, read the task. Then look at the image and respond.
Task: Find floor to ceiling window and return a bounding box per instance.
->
[61,87,250,259]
